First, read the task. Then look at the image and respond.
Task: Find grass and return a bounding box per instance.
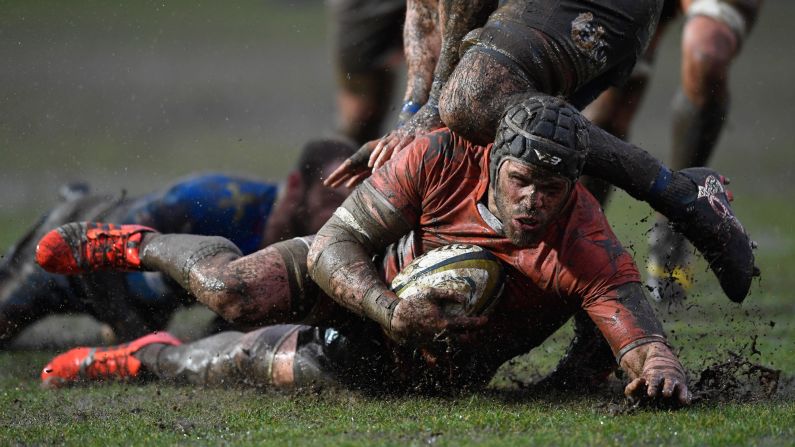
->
[1,190,793,446]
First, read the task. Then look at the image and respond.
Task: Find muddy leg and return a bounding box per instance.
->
[135,325,359,388]
[140,235,320,327]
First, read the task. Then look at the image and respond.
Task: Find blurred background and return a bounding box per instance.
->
[1,1,793,361]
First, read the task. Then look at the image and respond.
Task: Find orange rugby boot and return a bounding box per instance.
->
[35,222,155,274]
[41,331,181,388]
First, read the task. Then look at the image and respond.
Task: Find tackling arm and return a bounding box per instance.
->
[308,183,411,329]
[585,282,691,405]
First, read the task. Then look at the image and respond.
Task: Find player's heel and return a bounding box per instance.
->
[36,222,156,274]
[41,331,182,388]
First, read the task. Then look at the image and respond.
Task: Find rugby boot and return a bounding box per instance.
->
[667,168,757,303]
[646,220,694,304]
[35,222,155,274]
[40,331,181,388]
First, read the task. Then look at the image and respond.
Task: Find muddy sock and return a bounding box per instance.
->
[670,90,728,169]
[140,234,242,291]
[134,343,170,374]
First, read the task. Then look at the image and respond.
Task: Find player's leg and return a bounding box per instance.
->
[0,186,154,345]
[440,0,756,302]
[329,0,405,144]
[42,324,388,389]
[36,224,323,327]
[580,3,678,205]
[648,0,761,301]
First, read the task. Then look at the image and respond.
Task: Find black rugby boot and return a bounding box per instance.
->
[665,168,758,303]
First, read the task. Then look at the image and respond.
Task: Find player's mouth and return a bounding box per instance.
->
[513,216,540,231]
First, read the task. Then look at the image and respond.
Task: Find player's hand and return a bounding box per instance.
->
[621,341,691,406]
[324,140,378,188]
[388,287,487,346]
[369,102,444,171]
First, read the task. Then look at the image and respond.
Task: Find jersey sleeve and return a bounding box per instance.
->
[555,188,660,356]
[365,129,456,225]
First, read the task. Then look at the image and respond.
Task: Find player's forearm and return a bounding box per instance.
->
[583,282,668,363]
[403,0,440,112]
[429,0,496,102]
[307,184,412,328]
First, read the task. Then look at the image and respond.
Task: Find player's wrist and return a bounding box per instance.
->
[361,288,401,331]
[616,334,671,365]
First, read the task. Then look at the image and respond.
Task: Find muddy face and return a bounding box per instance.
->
[489,159,571,247]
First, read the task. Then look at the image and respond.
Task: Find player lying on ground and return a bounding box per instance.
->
[0,139,354,346]
[326,0,758,303]
[581,0,763,301]
[38,97,691,405]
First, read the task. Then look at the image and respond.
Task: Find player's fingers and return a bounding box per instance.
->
[661,376,678,398]
[343,171,371,188]
[374,135,403,169]
[625,378,646,399]
[646,373,664,398]
[429,288,467,304]
[369,136,391,167]
[677,382,692,405]
[325,160,355,187]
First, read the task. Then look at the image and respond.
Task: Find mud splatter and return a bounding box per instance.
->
[690,350,780,402]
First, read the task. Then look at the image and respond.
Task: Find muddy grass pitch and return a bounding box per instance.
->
[2,1,794,445]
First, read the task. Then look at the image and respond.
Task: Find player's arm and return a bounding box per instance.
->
[309,140,486,344]
[400,0,441,126]
[368,0,496,168]
[325,0,495,188]
[584,282,691,405]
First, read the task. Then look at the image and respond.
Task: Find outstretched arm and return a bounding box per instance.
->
[310,138,487,343]
[368,0,497,168]
[585,282,690,405]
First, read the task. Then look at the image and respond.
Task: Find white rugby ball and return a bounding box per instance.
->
[390,244,504,317]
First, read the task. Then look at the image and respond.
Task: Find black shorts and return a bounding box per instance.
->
[462,0,664,107]
[328,0,405,76]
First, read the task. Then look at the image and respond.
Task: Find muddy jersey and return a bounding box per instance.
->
[366,129,644,369]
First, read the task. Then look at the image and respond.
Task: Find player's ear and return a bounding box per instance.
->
[285,171,303,192]
[284,171,305,203]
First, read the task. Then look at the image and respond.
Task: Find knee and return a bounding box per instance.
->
[682,17,738,94]
[439,51,527,145]
[205,284,248,326]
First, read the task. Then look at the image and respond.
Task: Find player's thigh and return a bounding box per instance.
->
[328,0,404,84]
[439,50,532,144]
[468,0,664,97]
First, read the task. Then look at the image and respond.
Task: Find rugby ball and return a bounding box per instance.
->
[390,244,504,317]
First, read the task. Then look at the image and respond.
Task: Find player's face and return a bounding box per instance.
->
[492,159,571,247]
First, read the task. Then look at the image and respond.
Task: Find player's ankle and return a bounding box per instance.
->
[646,169,696,218]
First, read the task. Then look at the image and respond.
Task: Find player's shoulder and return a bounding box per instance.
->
[409,128,487,170]
[557,184,637,278]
